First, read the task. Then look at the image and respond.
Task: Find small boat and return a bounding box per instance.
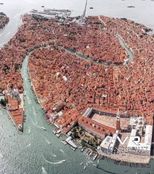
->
[127,5,135,8]
[40,126,46,131]
[92,154,98,161]
[31,9,38,13]
[56,129,61,134]
[80,162,83,165]
[52,130,56,134]
[89,151,93,156]
[41,166,47,174]
[61,140,67,145]
[56,134,60,138]
[18,124,23,132]
[71,147,76,151]
[81,148,84,152]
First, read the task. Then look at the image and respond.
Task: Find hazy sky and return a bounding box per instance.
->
[0,0,154,46]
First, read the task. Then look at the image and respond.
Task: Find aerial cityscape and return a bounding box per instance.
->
[0,0,154,174]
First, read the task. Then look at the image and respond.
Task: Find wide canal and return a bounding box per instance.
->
[0,0,154,174]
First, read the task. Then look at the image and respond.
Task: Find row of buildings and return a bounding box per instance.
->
[0,87,24,131]
[47,105,153,158]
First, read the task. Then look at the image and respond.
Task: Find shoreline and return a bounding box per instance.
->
[24,43,153,166]
[0,12,153,171]
[0,12,9,30]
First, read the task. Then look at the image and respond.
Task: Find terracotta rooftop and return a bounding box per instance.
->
[0,14,153,127]
[78,116,116,139]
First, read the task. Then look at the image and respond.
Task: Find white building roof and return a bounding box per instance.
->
[130,129,137,137]
[100,136,112,150]
[144,125,153,145]
[127,125,152,155]
[109,131,118,152]
[100,131,118,152]
[129,117,145,128]
[83,108,93,117]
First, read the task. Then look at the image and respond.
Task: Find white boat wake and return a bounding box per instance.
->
[0,153,3,159]
[27,96,31,104]
[51,153,56,158]
[59,149,64,154]
[26,143,31,147]
[41,166,48,174]
[31,117,46,131]
[42,155,66,165]
[39,126,46,131]
[30,117,46,131]
[45,138,51,145]
[30,116,38,126]
[27,127,31,134]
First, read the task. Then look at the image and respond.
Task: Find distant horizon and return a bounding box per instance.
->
[0,0,154,47]
[0,1,154,174]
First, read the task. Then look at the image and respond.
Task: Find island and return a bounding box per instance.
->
[0,12,9,29]
[0,10,153,165]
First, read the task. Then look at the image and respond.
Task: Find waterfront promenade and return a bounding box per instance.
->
[0,39,151,174]
[0,1,154,173]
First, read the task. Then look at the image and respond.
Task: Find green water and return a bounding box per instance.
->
[0,46,154,174]
[0,0,154,173]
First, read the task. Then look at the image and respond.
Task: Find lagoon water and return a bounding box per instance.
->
[0,0,154,174]
[0,0,154,46]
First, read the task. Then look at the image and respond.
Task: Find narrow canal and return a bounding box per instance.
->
[116,34,134,65]
[0,45,154,174]
[0,0,154,173]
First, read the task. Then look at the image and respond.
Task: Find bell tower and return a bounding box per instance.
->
[116,110,121,130]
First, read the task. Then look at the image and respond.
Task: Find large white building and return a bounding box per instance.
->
[99,130,119,153]
[127,123,153,156]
